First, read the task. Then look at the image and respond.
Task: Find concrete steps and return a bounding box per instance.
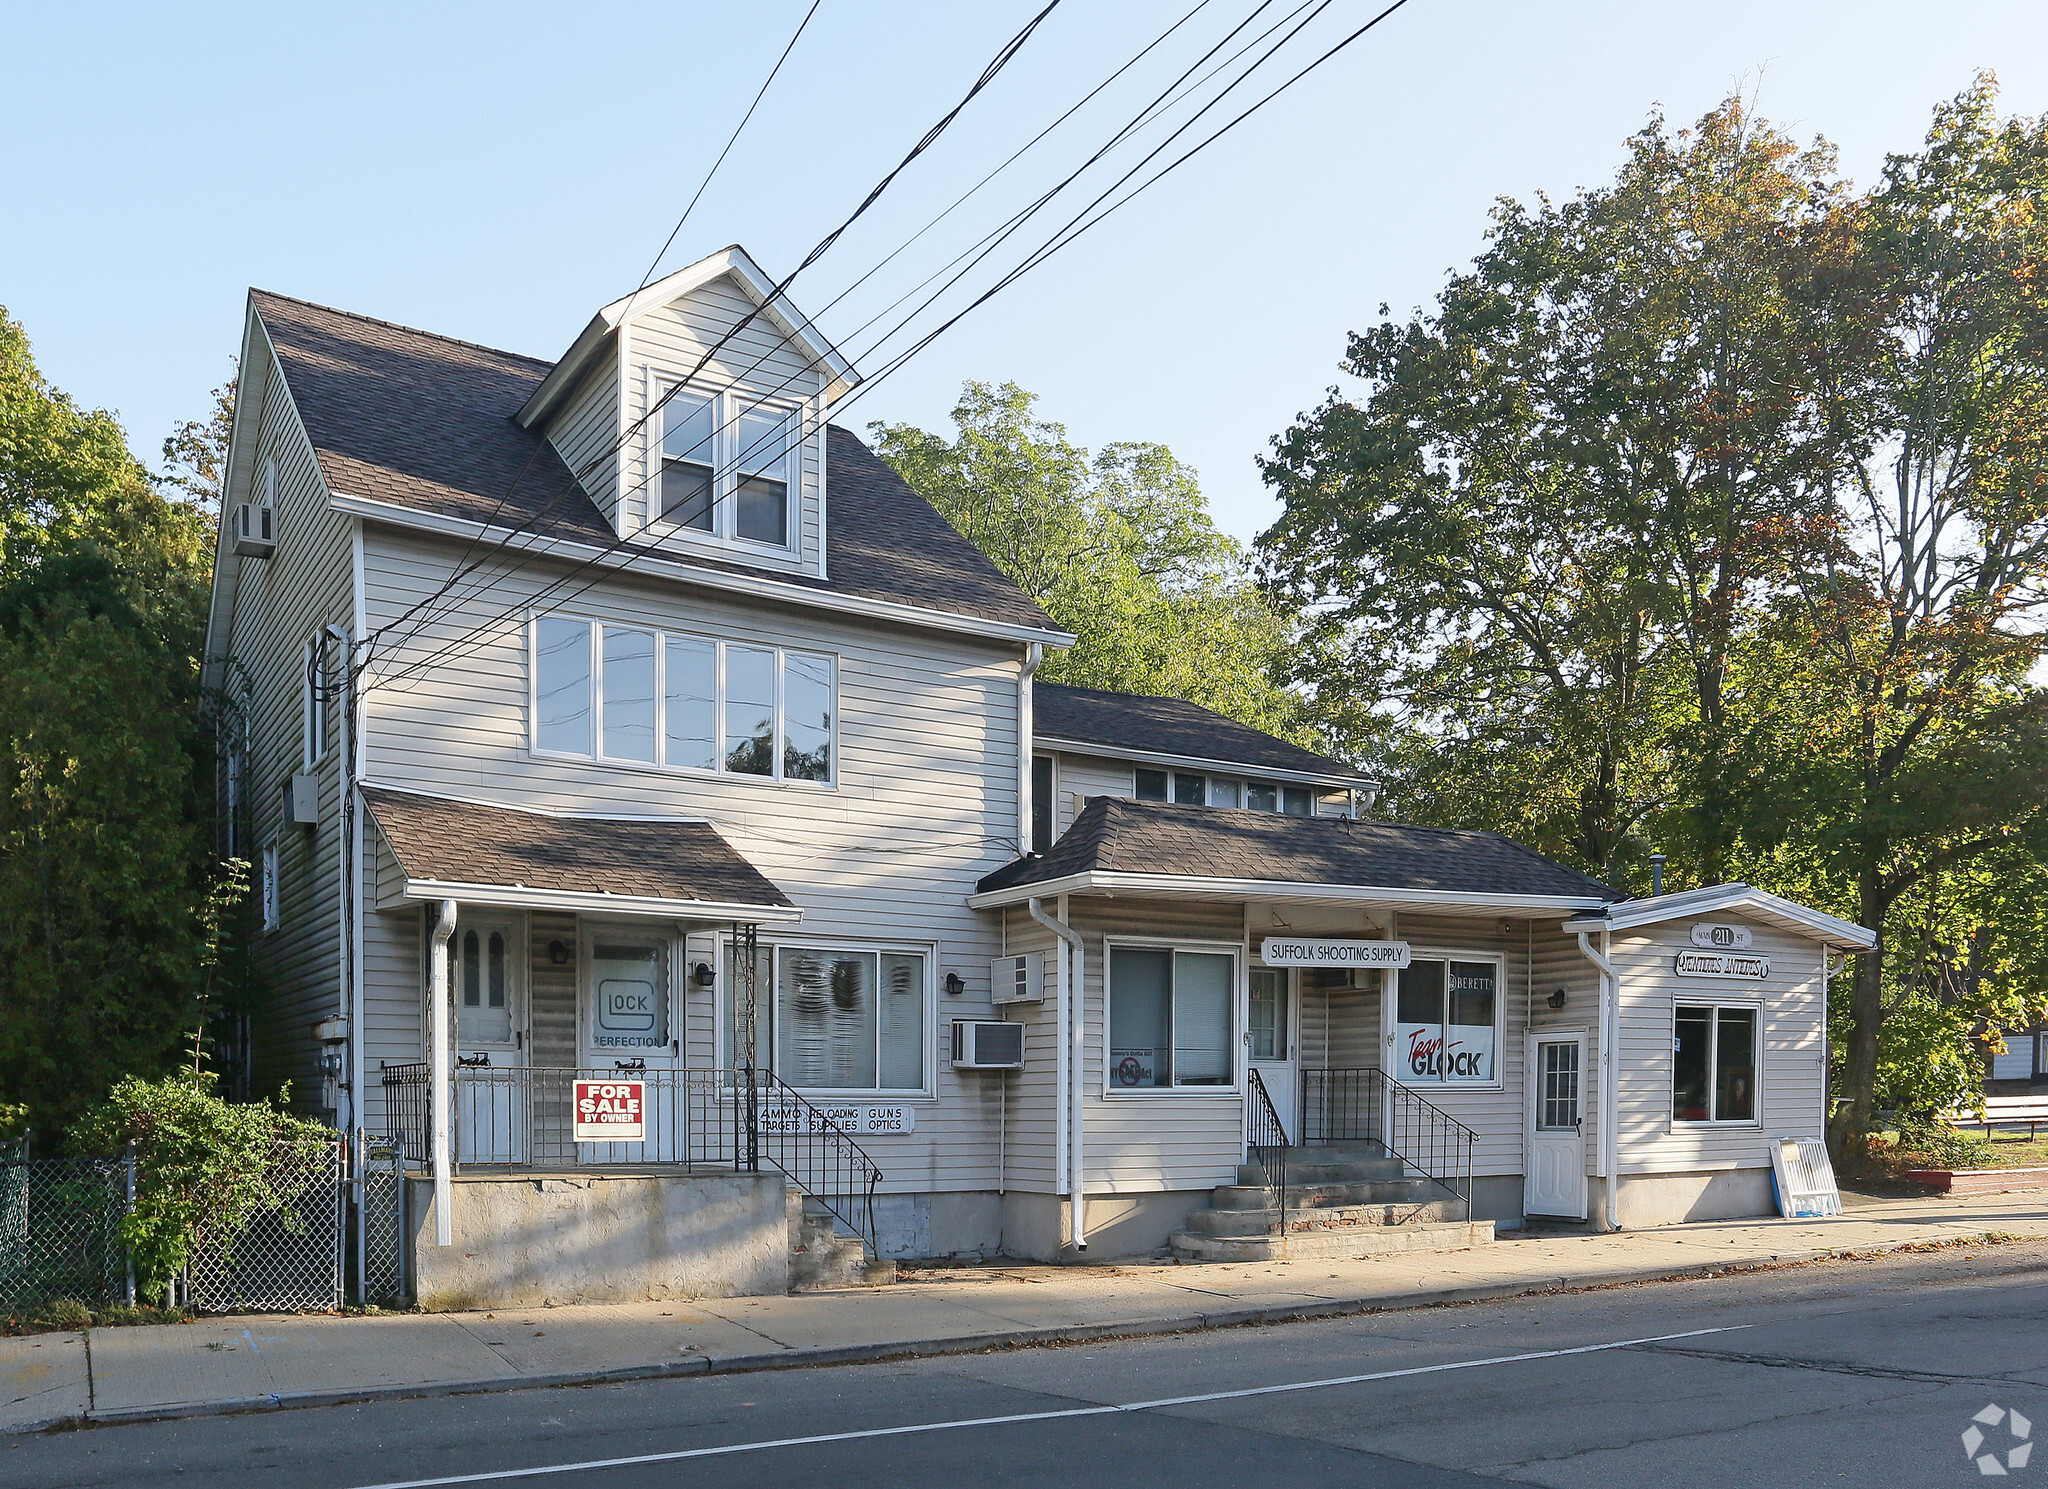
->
[786,1193,895,1292]
[1170,1144,1493,1264]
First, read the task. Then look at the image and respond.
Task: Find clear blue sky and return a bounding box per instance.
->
[4,1,2045,543]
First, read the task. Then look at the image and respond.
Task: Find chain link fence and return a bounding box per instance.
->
[356,1134,406,1305]
[0,1158,129,1312]
[184,1141,345,1313]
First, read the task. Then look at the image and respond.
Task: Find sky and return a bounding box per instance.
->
[4,0,2047,545]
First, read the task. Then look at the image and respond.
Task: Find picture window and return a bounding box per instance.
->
[1673,1005,1758,1123]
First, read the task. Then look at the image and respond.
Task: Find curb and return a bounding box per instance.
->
[23,1227,2045,1435]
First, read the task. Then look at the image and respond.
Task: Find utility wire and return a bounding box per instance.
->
[364,0,1411,694]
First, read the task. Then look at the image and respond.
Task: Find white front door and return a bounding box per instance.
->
[580,927,683,1160]
[1525,1033,1587,1219]
[1248,968,1297,1142]
[450,913,525,1163]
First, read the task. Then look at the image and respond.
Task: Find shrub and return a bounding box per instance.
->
[69,1073,329,1299]
[1892,1117,1995,1170]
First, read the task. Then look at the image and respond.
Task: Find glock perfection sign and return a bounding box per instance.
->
[1260,938,1411,969]
[572,1079,646,1141]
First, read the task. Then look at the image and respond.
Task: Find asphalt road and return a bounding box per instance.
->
[10,1238,2048,1489]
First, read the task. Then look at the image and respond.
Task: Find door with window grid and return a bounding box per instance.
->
[1524,1034,1587,1219]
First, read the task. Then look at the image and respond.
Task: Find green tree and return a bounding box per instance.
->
[0,308,220,1131]
[870,382,1306,739]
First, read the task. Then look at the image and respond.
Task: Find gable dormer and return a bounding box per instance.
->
[515,246,856,578]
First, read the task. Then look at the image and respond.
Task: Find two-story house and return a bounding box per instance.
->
[201,246,1872,1307]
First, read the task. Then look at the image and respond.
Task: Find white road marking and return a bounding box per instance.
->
[343,1324,1753,1489]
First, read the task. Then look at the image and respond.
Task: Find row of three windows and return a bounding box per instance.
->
[534,618,833,783]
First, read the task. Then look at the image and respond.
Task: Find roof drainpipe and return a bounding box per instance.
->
[1019,643,1043,852]
[1028,894,1087,1252]
[429,899,457,1248]
[1576,926,1621,1231]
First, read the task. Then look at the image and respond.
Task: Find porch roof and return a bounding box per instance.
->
[362,785,801,923]
[968,797,1622,916]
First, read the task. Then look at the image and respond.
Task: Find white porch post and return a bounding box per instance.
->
[429,898,457,1247]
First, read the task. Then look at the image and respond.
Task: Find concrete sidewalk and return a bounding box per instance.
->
[7,1188,2047,1435]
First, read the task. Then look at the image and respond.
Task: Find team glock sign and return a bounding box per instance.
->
[573,1079,646,1141]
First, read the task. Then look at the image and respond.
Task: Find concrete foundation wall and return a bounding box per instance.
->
[408,1171,789,1309]
[999,1190,1208,1261]
[1616,1168,1774,1228]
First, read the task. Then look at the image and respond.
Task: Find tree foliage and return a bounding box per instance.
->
[1256,80,2048,1148]
[0,308,223,1132]
[871,382,1306,740]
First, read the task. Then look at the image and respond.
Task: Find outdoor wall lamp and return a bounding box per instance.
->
[944,972,966,996]
[548,939,571,966]
[1547,987,1569,1009]
[692,961,716,987]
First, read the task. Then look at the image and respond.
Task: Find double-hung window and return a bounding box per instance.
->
[723,942,929,1093]
[657,388,798,549]
[1107,945,1235,1090]
[1673,1005,1758,1123]
[533,616,834,784]
[1393,956,1501,1084]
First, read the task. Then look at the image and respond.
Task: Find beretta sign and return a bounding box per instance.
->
[572,1079,646,1141]
[1261,938,1411,969]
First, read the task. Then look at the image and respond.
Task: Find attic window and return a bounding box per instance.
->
[655,388,796,550]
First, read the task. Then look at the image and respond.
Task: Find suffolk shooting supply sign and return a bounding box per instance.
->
[1674,950,1770,980]
[1260,938,1411,969]
[573,1079,645,1141]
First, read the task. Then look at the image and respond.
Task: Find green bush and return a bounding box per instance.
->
[69,1073,329,1298]
[1893,1117,1996,1170]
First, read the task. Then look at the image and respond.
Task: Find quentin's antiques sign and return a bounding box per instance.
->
[1689,923,1754,950]
[1260,938,1411,969]
[1674,950,1770,980]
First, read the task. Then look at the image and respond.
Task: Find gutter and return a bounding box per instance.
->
[1575,927,1621,1231]
[1027,895,1087,1252]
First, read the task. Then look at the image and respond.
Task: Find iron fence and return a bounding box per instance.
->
[1298,1066,1479,1221]
[1244,1067,1290,1235]
[381,1063,885,1255]
[183,1140,344,1313]
[0,1158,128,1312]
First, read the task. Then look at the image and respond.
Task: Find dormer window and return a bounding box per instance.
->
[656,388,797,549]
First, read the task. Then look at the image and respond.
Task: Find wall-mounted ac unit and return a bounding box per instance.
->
[952,1020,1024,1070]
[232,502,276,558]
[990,953,1043,1005]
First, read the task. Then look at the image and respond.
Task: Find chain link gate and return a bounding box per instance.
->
[0,1157,127,1312]
[184,1141,345,1312]
[355,1133,407,1304]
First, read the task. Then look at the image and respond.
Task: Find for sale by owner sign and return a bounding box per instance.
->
[573,1079,645,1141]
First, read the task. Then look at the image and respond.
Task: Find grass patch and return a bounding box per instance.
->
[1,1300,191,1336]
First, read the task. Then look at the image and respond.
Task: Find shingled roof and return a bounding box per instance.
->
[975,797,1622,905]
[363,786,795,916]
[1033,682,1371,783]
[249,290,1059,634]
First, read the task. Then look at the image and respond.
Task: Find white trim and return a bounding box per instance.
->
[393,876,802,923]
[1042,737,1370,792]
[1668,997,1766,1131]
[1385,947,1508,1092]
[1564,883,1875,950]
[970,871,1609,916]
[1101,935,1244,1097]
[334,490,1075,649]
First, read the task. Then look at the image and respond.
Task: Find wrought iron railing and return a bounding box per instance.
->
[379,1063,885,1255]
[1244,1067,1290,1235]
[1298,1066,1478,1222]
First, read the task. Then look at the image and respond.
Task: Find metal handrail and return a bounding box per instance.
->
[375,1062,886,1256]
[1244,1067,1290,1237]
[1299,1066,1479,1223]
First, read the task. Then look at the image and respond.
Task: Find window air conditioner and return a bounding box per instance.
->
[990,953,1043,1005]
[952,1020,1024,1071]
[233,502,276,558]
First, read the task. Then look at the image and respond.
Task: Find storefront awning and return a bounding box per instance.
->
[969,797,1622,918]
[362,785,801,923]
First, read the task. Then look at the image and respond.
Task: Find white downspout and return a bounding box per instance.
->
[429,898,457,1247]
[1576,927,1620,1230]
[1019,643,1043,852]
[1028,894,1087,1251]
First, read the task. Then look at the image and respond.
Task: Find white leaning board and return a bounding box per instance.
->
[1770,1136,1842,1218]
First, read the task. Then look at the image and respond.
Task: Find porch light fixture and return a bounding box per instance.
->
[944,971,966,996]
[1547,987,1568,1009]
[692,961,716,987]
[548,939,571,966]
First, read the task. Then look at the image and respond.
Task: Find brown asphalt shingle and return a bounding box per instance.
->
[976,796,1622,902]
[249,290,1059,633]
[1034,682,1371,782]
[363,786,793,911]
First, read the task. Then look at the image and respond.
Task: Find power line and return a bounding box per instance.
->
[364,0,1302,676]
[363,0,1412,694]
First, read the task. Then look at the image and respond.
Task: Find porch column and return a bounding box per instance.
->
[429,898,457,1246]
